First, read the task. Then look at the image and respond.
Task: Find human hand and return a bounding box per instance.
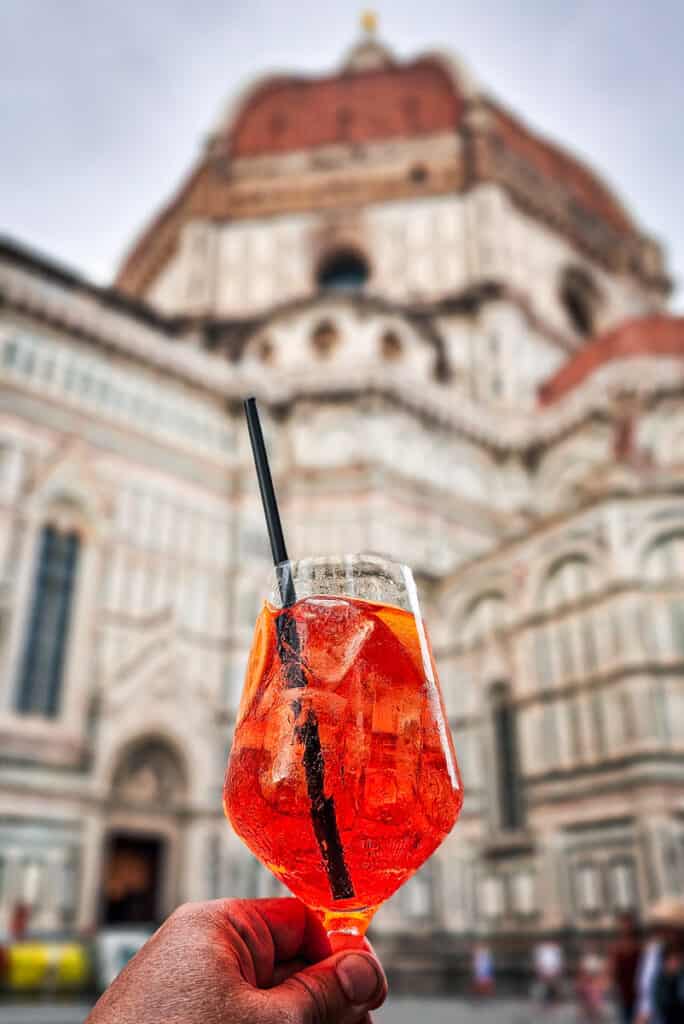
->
[86,897,387,1024]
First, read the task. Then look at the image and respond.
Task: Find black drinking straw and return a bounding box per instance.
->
[243,397,355,901]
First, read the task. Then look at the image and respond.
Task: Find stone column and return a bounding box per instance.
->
[0,847,21,933]
[43,848,64,931]
[78,814,106,931]
[637,817,670,904]
[538,829,567,931]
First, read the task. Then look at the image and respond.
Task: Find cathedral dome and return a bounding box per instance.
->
[538,314,684,404]
[115,29,666,307]
[225,57,463,157]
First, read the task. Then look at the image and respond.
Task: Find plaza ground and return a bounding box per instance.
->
[0,997,618,1024]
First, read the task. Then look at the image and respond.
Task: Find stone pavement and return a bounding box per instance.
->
[0,998,617,1024]
[376,996,616,1023]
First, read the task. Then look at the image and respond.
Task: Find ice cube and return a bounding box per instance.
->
[418,750,459,833]
[302,688,348,732]
[363,766,417,823]
[294,597,374,686]
[259,697,305,809]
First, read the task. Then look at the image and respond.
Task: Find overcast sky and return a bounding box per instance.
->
[1,1,682,308]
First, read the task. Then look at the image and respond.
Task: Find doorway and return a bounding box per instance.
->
[102,833,165,926]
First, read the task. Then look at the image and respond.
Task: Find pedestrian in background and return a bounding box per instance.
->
[635,900,684,1024]
[610,912,642,1024]
[653,931,684,1024]
[576,948,608,1022]
[471,942,495,999]
[533,938,564,1009]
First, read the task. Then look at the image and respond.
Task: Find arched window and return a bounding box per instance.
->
[462,592,507,648]
[490,682,525,832]
[316,250,369,292]
[537,556,599,686]
[559,266,600,336]
[15,525,80,717]
[643,532,684,582]
[402,862,435,921]
[641,532,684,658]
[542,555,595,608]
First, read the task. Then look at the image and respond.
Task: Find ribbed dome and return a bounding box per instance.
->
[226,57,463,157]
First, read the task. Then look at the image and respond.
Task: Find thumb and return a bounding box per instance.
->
[269,949,387,1024]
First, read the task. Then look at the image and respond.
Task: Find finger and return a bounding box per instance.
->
[271,936,375,984]
[271,957,309,986]
[265,948,387,1024]
[252,898,332,963]
[218,898,330,989]
[219,899,281,988]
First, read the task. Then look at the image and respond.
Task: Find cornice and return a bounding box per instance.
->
[2,247,683,456]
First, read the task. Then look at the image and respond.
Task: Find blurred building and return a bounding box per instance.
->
[1,21,683,973]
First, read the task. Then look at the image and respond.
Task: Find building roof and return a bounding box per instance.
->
[227,57,464,157]
[0,235,181,335]
[116,37,660,299]
[538,314,684,404]
[484,99,633,235]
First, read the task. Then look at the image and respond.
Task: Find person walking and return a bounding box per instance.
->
[576,948,608,1022]
[653,927,684,1024]
[610,912,642,1024]
[533,938,564,1010]
[636,899,684,1024]
[471,942,495,998]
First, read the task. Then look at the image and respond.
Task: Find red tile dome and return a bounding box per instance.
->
[227,58,464,157]
[539,315,684,404]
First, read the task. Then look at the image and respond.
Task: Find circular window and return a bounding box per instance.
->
[311,321,340,358]
[257,338,275,365]
[380,330,403,361]
[317,250,369,292]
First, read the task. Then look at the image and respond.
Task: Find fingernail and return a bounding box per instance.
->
[336,953,382,1005]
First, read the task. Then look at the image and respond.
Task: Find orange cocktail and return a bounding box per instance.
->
[224,557,462,939]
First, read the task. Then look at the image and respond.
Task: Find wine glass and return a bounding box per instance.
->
[224,554,463,946]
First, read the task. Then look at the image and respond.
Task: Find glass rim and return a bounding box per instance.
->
[267,553,419,613]
[273,552,413,575]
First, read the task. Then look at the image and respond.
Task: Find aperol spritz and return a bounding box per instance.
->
[224,555,462,940]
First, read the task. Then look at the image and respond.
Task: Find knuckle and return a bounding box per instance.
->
[169,901,199,924]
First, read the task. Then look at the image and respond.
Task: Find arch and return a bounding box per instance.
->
[641,531,684,582]
[539,553,599,611]
[23,442,112,542]
[535,430,613,515]
[107,733,189,809]
[533,552,603,693]
[316,249,369,292]
[461,591,508,647]
[527,543,603,615]
[638,532,684,661]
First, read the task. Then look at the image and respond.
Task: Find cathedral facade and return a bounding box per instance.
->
[1,29,683,973]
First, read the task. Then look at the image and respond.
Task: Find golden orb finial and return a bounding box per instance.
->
[360,10,378,35]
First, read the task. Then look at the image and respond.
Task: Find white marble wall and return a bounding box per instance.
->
[143,184,663,344]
